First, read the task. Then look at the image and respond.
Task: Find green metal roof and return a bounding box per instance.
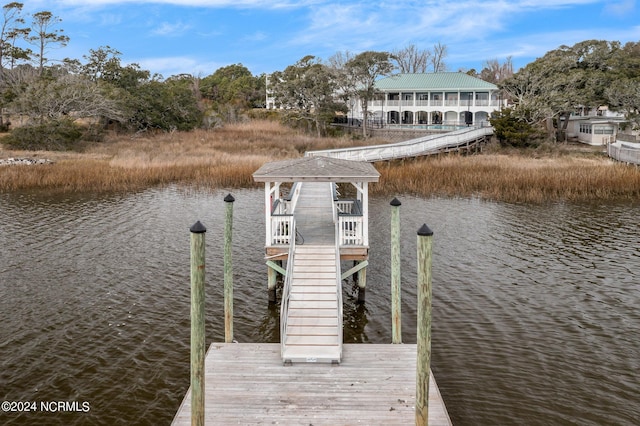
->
[375,72,498,91]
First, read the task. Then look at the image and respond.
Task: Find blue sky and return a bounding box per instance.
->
[22,0,640,78]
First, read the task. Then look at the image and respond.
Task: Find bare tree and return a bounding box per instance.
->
[327,50,354,71]
[393,44,430,73]
[480,57,514,83]
[431,42,448,72]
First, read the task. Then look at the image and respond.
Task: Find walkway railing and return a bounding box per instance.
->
[335,199,364,246]
[279,217,297,359]
[269,183,302,246]
[307,126,493,162]
[334,219,344,361]
[608,141,640,165]
[270,214,293,245]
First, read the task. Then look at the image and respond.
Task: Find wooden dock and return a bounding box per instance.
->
[176,157,451,424]
[172,343,452,425]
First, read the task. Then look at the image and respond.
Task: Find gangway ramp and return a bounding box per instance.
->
[283,244,341,363]
[307,126,493,162]
[280,182,343,364]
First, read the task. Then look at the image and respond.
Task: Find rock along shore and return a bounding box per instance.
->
[0,157,54,166]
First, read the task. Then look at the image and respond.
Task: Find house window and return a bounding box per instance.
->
[475,92,489,106]
[579,124,592,134]
[460,92,473,106]
[594,126,614,135]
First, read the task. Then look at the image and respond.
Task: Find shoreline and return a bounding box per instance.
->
[1,123,639,203]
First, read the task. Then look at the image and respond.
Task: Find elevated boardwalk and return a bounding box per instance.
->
[172,343,452,425]
[307,126,493,162]
[608,140,640,165]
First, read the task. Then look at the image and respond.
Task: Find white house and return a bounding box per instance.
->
[350,72,503,128]
[564,107,628,145]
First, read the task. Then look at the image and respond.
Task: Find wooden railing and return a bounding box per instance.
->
[608,141,640,165]
[279,218,297,359]
[270,214,293,245]
[335,199,364,246]
[333,219,343,360]
[339,215,364,246]
[335,199,361,215]
[308,126,493,162]
[269,183,302,246]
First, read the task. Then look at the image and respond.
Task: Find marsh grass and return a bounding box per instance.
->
[1,120,639,203]
[375,153,640,203]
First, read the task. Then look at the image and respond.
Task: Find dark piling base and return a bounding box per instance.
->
[357,287,366,304]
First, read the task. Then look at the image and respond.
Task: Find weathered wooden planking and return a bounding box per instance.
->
[294,183,335,245]
[172,343,453,426]
[283,239,342,363]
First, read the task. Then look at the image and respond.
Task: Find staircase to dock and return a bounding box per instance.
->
[282,244,341,363]
[280,182,343,364]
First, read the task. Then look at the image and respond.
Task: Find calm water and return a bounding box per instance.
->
[0,187,638,425]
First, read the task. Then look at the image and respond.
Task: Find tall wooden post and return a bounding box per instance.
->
[416,223,433,426]
[390,198,402,344]
[357,265,367,303]
[267,267,277,303]
[189,221,206,426]
[224,194,234,343]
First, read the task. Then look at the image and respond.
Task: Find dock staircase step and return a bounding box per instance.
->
[282,243,342,364]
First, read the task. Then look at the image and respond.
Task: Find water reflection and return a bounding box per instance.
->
[0,189,638,425]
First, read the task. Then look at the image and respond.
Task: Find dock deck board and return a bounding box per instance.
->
[172,343,452,426]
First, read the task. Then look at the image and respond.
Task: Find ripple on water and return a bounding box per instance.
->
[0,191,638,425]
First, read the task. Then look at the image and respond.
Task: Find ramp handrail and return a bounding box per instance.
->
[306,126,493,162]
[279,217,297,359]
[334,217,343,361]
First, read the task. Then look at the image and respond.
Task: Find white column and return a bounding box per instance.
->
[362,182,369,247]
[264,182,271,247]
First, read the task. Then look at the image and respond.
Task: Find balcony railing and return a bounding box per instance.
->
[335,199,365,246]
[339,216,363,246]
[270,214,293,245]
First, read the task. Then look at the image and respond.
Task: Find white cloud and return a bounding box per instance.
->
[603,0,636,17]
[37,0,321,9]
[151,21,192,36]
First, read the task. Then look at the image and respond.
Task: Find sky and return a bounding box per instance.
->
[20,0,640,79]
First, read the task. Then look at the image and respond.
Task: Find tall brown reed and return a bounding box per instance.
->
[374,154,640,203]
[2,120,639,203]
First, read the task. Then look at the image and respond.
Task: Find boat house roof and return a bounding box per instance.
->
[253,156,380,183]
[375,72,498,91]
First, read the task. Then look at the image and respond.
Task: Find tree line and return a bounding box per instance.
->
[0,2,638,150]
[493,40,640,145]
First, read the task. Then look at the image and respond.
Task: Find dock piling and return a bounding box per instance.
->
[224,194,235,343]
[357,266,367,303]
[416,223,433,426]
[390,197,402,344]
[189,220,207,426]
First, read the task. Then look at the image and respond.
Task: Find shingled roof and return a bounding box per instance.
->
[253,156,380,183]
